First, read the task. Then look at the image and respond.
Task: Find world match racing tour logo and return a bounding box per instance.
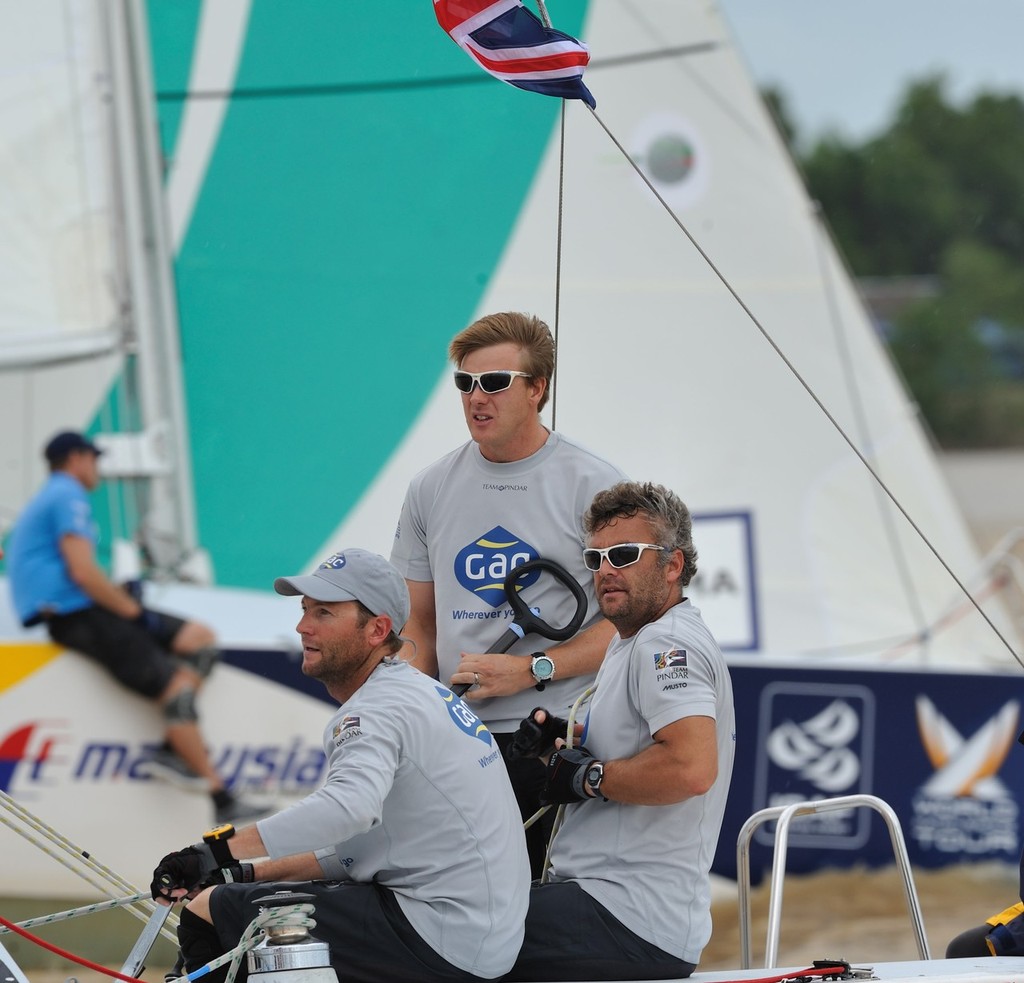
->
[453,526,540,611]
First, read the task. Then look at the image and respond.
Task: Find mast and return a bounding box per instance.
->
[99,0,210,583]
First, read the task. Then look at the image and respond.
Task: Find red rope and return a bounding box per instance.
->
[0,914,147,983]
[710,966,851,983]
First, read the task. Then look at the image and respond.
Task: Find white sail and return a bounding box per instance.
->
[2,0,1023,903]
[0,2,124,532]
[316,0,1020,668]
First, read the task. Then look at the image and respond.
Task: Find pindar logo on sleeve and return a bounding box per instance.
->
[654,650,687,670]
[453,525,539,607]
[332,714,362,747]
[654,649,688,688]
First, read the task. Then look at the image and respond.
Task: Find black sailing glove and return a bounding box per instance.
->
[508,707,570,759]
[151,843,217,900]
[541,745,598,804]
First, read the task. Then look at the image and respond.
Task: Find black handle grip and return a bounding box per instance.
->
[451,558,589,696]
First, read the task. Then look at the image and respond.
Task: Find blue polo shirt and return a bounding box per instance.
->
[7,472,96,625]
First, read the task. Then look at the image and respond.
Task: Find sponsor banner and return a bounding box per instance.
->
[0,648,328,897]
[689,512,759,652]
[714,663,1024,882]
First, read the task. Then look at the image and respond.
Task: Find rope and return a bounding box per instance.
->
[550,101,567,434]
[0,914,146,983]
[711,965,853,983]
[810,207,929,646]
[1,899,315,983]
[581,102,1023,670]
[0,790,178,943]
[166,902,317,983]
[535,685,594,882]
[2,894,150,932]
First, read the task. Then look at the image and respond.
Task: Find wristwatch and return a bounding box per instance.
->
[585,760,606,799]
[530,652,556,691]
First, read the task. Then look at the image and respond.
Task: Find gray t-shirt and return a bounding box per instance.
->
[257,658,529,979]
[545,599,736,964]
[390,431,627,731]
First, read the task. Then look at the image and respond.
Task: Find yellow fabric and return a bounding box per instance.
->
[0,642,63,693]
[986,901,1024,928]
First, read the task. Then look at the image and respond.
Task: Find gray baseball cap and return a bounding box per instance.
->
[274,548,410,629]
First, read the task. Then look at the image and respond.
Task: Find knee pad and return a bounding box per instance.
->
[183,645,220,679]
[164,687,199,724]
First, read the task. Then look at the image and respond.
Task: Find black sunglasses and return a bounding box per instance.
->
[453,369,531,394]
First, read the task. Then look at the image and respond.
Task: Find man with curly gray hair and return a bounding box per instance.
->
[507,481,736,981]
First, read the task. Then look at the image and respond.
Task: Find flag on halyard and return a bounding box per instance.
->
[434,0,596,109]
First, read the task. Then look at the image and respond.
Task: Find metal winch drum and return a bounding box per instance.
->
[246,891,338,983]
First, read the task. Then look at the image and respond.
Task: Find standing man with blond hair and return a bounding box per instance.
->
[390,311,627,875]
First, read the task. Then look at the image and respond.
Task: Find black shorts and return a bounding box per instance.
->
[46,605,185,699]
[506,880,695,982]
[209,881,486,983]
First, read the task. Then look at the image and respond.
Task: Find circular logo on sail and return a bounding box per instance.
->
[630,112,710,211]
[647,134,695,184]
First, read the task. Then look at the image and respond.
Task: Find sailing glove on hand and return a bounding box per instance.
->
[541,746,598,804]
[151,842,256,900]
[508,707,570,759]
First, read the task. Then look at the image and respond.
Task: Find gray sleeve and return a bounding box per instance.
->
[257,713,402,858]
[633,626,719,737]
[389,477,432,581]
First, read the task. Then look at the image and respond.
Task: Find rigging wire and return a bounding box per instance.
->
[550,103,567,434]
[810,206,931,648]
[581,103,1023,670]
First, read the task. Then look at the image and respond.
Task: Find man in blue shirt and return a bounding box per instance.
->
[6,430,263,825]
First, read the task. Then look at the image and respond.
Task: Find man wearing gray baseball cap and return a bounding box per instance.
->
[152,548,529,983]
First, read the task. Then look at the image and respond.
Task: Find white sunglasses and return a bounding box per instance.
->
[582,543,665,571]
[453,369,531,394]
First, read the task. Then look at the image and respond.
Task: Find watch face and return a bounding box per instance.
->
[586,764,603,788]
[533,656,554,680]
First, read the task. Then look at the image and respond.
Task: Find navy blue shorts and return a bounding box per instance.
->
[209,881,485,983]
[46,605,185,699]
[506,880,695,981]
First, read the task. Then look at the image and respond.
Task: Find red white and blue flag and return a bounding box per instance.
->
[434,0,596,108]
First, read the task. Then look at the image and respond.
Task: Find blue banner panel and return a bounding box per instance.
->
[713,663,1024,883]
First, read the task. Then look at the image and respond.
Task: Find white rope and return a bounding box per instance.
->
[0,790,179,943]
[167,902,317,983]
[2,894,151,932]
[525,686,594,882]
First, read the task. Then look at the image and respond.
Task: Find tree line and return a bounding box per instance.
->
[770,77,1024,448]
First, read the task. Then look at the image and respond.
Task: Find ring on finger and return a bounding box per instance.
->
[474,672,481,687]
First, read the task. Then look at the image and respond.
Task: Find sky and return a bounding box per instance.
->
[715,1,1024,144]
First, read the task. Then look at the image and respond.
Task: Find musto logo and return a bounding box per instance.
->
[910,696,1019,855]
[454,526,539,608]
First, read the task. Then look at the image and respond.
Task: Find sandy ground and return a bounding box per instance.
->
[701,861,1020,970]
[9,862,1020,983]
